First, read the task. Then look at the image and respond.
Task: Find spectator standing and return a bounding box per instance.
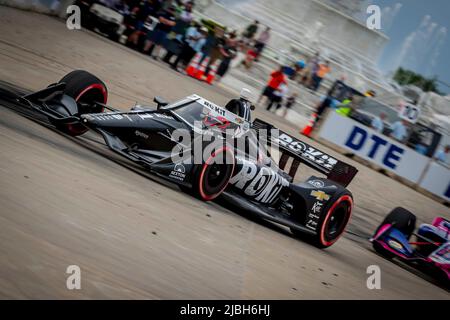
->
[266,83,288,111]
[254,26,270,60]
[171,25,208,70]
[278,92,298,118]
[290,60,305,81]
[390,119,408,142]
[162,1,196,64]
[230,39,247,68]
[242,44,258,69]
[178,1,194,24]
[257,66,287,105]
[312,93,339,127]
[312,60,331,91]
[371,112,386,133]
[202,28,226,78]
[127,0,161,48]
[215,33,239,81]
[302,52,320,87]
[434,145,450,166]
[335,95,354,117]
[143,5,177,59]
[242,20,259,43]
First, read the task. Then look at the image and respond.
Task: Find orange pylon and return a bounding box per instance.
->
[205,59,221,85]
[185,52,202,77]
[194,56,210,80]
[301,113,317,137]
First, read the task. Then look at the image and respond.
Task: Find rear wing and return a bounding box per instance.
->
[252,118,358,187]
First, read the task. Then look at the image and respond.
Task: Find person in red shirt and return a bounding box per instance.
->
[257,66,286,105]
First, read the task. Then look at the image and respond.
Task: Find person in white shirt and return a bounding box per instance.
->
[390,119,408,142]
[371,112,386,133]
[254,26,271,59]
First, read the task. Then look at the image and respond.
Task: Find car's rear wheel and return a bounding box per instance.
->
[50,70,108,136]
[291,191,353,248]
[190,145,235,201]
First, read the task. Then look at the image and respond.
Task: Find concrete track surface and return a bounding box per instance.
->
[0,7,449,299]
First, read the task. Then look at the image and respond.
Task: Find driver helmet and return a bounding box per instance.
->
[239,88,253,103]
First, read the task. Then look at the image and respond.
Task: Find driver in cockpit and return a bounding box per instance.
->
[224,88,254,122]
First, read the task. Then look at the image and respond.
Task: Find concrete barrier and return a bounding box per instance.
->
[419,162,450,202]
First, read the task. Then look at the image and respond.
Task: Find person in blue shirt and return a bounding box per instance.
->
[170,25,208,70]
[434,145,450,166]
[390,119,408,142]
[371,112,386,133]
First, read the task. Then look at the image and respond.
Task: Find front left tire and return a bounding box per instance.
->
[190,145,235,201]
[50,70,108,136]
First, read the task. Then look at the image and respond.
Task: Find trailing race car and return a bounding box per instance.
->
[371,207,450,287]
[1,70,358,248]
[73,0,126,41]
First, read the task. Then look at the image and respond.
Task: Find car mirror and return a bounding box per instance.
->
[250,104,255,111]
[154,96,168,109]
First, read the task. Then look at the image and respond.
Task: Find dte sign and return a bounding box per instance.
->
[319,112,429,183]
[345,127,404,169]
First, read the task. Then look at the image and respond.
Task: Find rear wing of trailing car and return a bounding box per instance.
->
[252,118,358,187]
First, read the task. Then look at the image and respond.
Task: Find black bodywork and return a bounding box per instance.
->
[1,80,359,247]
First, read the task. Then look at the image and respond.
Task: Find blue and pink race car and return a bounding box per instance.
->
[371,207,450,288]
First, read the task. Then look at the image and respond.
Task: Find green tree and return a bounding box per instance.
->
[393,68,441,94]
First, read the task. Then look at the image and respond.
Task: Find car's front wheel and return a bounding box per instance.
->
[190,145,235,201]
[50,70,108,136]
[374,207,416,239]
[371,207,416,258]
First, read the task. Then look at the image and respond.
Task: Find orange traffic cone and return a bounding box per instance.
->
[301,113,317,137]
[205,59,221,85]
[194,56,210,80]
[185,52,202,77]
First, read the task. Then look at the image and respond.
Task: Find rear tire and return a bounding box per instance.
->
[50,70,108,136]
[291,191,353,248]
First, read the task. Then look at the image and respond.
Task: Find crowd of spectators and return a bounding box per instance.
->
[81,0,336,118]
[84,0,276,83]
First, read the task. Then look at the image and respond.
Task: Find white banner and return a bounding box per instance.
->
[318,112,430,183]
[419,162,450,202]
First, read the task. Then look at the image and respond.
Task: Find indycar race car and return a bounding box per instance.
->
[0,70,358,248]
[371,207,450,287]
[74,0,126,41]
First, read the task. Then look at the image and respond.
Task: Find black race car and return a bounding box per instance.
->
[1,70,358,248]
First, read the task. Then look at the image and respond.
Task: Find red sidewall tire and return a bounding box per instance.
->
[53,70,108,136]
[196,146,235,201]
[59,70,108,113]
[319,195,353,247]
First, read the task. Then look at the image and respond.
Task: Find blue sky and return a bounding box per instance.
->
[371,0,450,94]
